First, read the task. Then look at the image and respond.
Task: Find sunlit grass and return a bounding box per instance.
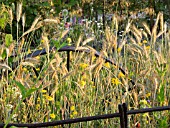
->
[0,3,170,127]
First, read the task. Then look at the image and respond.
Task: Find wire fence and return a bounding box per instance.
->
[0,103,170,128]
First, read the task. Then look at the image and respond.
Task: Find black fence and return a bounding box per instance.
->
[0,103,170,128]
[1,46,170,127]
[10,45,136,90]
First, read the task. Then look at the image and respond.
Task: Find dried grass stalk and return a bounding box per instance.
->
[16,1,22,22]
[22,13,26,29]
[61,29,69,39]
[75,35,82,50]
[82,37,95,46]
[142,22,151,35]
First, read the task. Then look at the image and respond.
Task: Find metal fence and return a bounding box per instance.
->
[0,103,170,128]
[10,45,136,90]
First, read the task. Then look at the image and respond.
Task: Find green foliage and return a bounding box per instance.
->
[5,34,13,47]
[13,80,42,100]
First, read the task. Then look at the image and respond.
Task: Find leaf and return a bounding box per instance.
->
[0,18,6,29]
[157,84,165,104]
[2,50,7,60]
[5,34,13,47]
[13,80,26,99]
[25,88,39,99]
[52,40,67,51]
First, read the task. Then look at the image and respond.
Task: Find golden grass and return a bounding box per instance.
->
[0,4,170,127]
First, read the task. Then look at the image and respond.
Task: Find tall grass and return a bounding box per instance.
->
[0,3,170,127]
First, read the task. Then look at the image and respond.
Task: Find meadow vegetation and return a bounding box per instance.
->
[0,1,170,127]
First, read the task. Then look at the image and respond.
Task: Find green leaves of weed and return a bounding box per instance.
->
[13,80,42,100]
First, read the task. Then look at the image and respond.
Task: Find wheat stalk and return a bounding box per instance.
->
[142,22,151,36]
[82,37,95,46]
[16,1,22,22]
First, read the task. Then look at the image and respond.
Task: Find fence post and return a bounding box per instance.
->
[123,103,128,128]
[67,51,70,71]
[118,104,125,128]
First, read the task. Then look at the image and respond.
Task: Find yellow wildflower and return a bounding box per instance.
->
[117,47,122,53]
[70,106,75,111]
[41,89,47,93]
[146,46,150,50]
[79,80,86,88]
[41,39,45,43]
[73,111,78,116]
[70,114,73,118]
[142,40,147,44]
[28,49,31,54]
[111,78,121,85]
[23,67,27,71]
[82,74,87,80]
[143,113,149,117]
[46,95,53,101]
[36,67,40,71]
[79,63,88,69]
[35,56,40,60]
[140,99,148,105]
[38,47,43,50]
[36,104,40,110]
[146,93,151,98]
[138,42,142,46]
[37,97,40,102]
[67,38,72,46]
[104,62,110,68]
[50,113,56,119]
[118,72,125,78]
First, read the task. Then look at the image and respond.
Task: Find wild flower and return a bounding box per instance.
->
[36,104,40,110]
[67,37,72,46]
[111,78,121,85]
[142,40,147,44]
[118,72,125,78]
[50,113,56,119]
[70,106,75,111]
[146,46,150,50]
[146,93,151,98]
[6,104,13,112]
[139,99,148,105]
[38,47,43,50]
[46,95,53,101]
[79,63,88,69]
[79,80,86,88]
[73,111,78,116]
[104,62,110,68]
[41,39,45,43]
[37,97,40,102]
[41,89,47,93]
[23,67,27,71]
[35,56,40,59]
[36,67,40,71]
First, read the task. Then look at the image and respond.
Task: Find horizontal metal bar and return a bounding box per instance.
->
[0,113,120,127]
[127,105,170,115]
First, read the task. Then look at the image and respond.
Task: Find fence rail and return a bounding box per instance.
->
[0,103,169,128]
[10,45,136,90]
